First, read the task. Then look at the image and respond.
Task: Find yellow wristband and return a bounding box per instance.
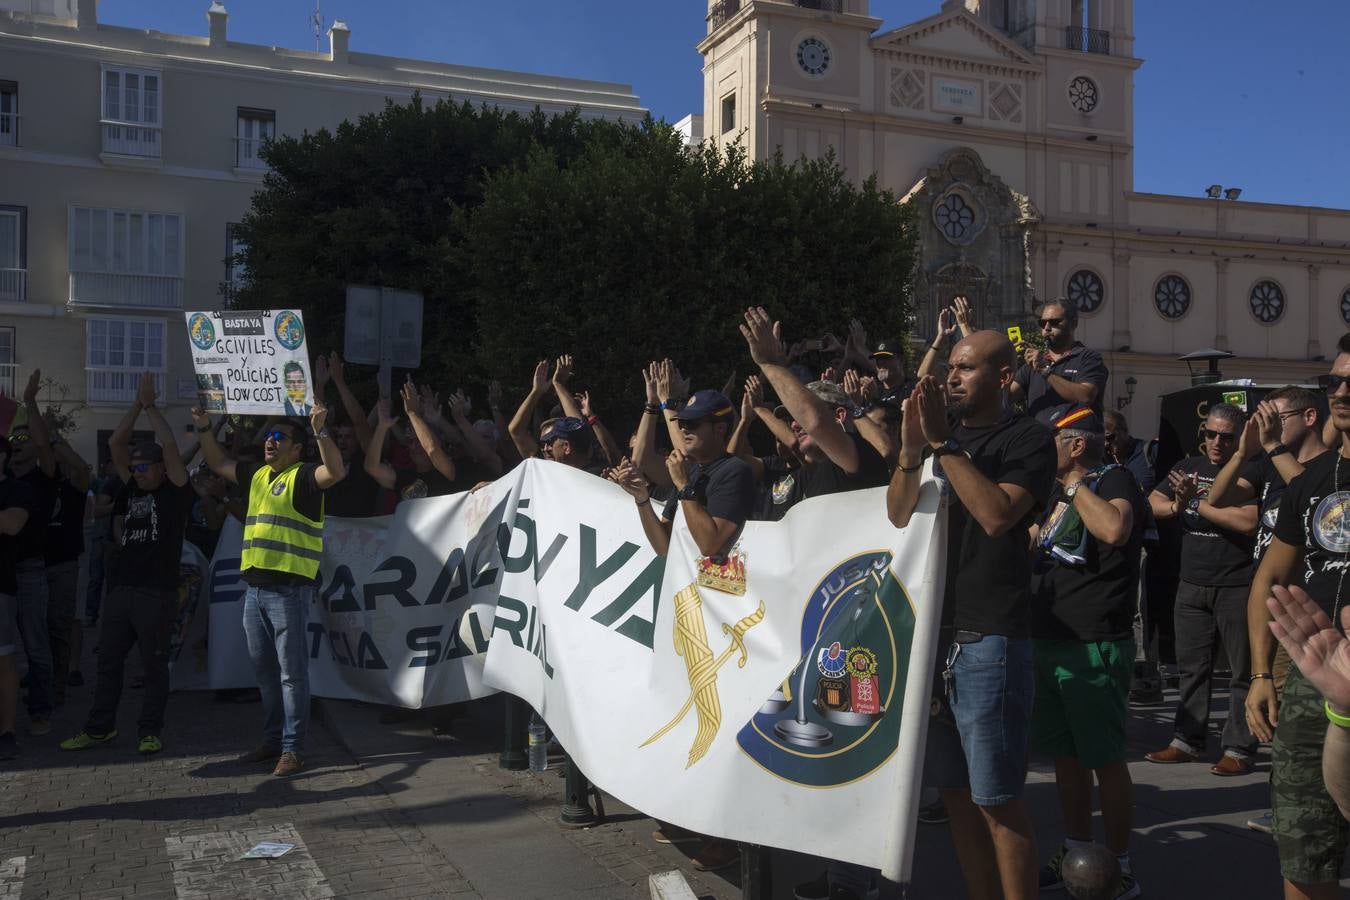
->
[1325,700,1350,729]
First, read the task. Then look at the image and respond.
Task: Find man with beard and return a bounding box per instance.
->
[1144,403,1259,774]
[1245,339,1350,898]
[1010,299,1109,419]
[885,330,1056,900]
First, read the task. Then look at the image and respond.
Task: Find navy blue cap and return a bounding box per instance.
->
[676,389,735,421]
[130,441,165,462]
[541,417,588,443]
[871,338,905,359]
[1038,403,1104,434]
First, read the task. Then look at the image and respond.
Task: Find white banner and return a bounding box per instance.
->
[184,309,314,415]
[205,460,945,879]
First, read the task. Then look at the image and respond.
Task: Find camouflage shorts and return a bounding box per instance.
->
[1272,664,1350,884]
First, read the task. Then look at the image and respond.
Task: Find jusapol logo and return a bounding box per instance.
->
[273,311,305,350]
[736,551,916,787]
[188,313,216,350]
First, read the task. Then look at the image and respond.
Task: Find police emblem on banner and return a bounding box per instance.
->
[736,551,916,787]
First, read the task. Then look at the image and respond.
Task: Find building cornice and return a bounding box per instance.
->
[1040,224,1350,264]
[1129,191,1350,218]
[872,8,1038,67]
[698,1,883,55]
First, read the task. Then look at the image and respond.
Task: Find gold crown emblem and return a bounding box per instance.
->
[696,548,747,596]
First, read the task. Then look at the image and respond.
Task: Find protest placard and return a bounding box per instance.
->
[184,309,313,416]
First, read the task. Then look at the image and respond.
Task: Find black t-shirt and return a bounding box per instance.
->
[1013,342,1109,419]
[1274,452,1350,621]
[943,414,1057,638]
[111,478,194,590]
[394,466,456,502]
[185,495,222,559]
[0,476,38,595]
[661,455,757,549]
[755,454,799,523]
[1032,467,1145,641]
[44,478,87,565]
[789,432,890,506]
[13,467,54,562]
[1240,450,1328,563]
[1158,456,1255,586]
[324,462,381,518]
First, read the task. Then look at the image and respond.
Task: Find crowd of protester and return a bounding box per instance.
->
[3,300,1350,900]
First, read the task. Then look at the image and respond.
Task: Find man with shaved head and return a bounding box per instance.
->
[888,329,1056,900]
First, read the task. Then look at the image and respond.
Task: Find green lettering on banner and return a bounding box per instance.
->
[590,554,666,650]
[564,525,640,611]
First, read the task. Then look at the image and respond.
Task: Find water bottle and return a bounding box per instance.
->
[528,712,548,772]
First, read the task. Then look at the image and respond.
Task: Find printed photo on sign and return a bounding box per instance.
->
[196,374,226,413]
[182,309,313,416]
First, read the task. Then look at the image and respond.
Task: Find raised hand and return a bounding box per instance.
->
[937,307,958,341]
[578,391,595,418]
[190,406,211,429]
[608,458,651,503]
[422,385,445,421]
[900,391,926,456]
[328,350,348,386]
[22,368,40,404]
[643,362,660,405]
[821,366,837,384]
[848,318,869,355]
[842,369,865,406]
[488,380,503,412]
[655,359,683,404]
[310,397,328,435]
[859,374,879,401]
[666,447,693,490]
[740,307,788,368]
[1268,585,1350,709]
[137,371,158,408]
[552,354,574,387]
[376,396,394,427]
[531,359,550,394]
[1236,412,1262,459]
[952,295,972,331]
[400,378,421,419]
[448,388,471,420]
[1254,400,1282,451]
[313,354,330,394]
[915,376,951,447]
[822,332,845,355]
[744,373,765,409]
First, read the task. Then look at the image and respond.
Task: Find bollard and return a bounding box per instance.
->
[560,753,600,827]
[1061,844,1121,900]
[739,843,772,900]
[499,695,528,770]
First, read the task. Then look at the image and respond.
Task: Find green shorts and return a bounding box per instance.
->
[1272,664,1350,884]
[1030,638,1133,769]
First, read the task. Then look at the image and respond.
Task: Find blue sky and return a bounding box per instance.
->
[103,0,1350,209]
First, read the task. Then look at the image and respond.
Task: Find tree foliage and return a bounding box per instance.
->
[232,97,918,427]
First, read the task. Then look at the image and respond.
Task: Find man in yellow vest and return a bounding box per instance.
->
[193,401,345,776]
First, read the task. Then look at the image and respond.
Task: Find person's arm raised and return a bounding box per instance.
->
[1209,415,1260,507]
[917,308,957,381]
[137,373,189,487]
[190,406,238,484]
[329,351,373,452]
[609,458,670,557]
[740,307,859,474]
[579,390,622,467]
[310,399,346,489]
[21,369,56,478]
[364,398,399,490]
[887,390,926,528]
[550,355,584,420]
[109,386,143,484]
[402,379,456,484]
[508,360,550,462]
[443,387,503,476]
[633,362,671,488]
[727,378,766,482]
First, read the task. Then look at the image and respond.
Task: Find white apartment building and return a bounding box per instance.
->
[0,0,645,460]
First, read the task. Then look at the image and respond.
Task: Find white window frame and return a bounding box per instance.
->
[85,316,167,403]
[69,206,183,277]
[101,65,162,157]
[235,107,275,169]
[0,326,14,398]
[0,81,17,147]
[0,205,25,302]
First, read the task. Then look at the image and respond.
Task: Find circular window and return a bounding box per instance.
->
[1066,269,1105,315]
[935,193,975,242]
[1249,280,1285,324]
[1341,288,1350,326]
[1154,274,1191,319]
[1068,76,1099,113]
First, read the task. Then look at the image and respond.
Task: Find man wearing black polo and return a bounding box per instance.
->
[1145,403,1259,774]
[1011,299,1109,419]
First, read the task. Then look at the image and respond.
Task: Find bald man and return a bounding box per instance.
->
[889,330,1058,900]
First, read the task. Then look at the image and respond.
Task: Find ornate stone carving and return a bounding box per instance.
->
[987,81,1023,123]
[890,67,926,110]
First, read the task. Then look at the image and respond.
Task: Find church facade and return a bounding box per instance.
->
[696,0,1350,436]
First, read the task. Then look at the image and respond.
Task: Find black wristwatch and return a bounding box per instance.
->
[195,423,211,433]
[1267,443,1292,460]
[931,438,964,458]
[676,483,702,502]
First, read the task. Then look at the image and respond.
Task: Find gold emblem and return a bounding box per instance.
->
[696,548,747,596]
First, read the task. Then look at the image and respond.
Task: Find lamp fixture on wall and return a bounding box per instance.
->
[952,115,963,124]
[1205,184,1223,199]
[1225,187,1243,201]
[1116,375,1137,411]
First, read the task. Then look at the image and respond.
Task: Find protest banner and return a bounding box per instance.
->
[183,309,314,416]
[205,459,945,881]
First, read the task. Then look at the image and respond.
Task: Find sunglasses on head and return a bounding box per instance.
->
[1317,373,1350,393]
[1038,317,1065,328]
[1202,428,1237,442]
[263,430,292,443]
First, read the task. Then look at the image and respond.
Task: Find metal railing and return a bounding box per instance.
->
[235,135,269,170]
[86,368,165,404]
[796,0,844,11]
[710,0,740,28]
[0,112,16,147]
[0,268,25,302]
[100,120,162,157]
[1063,25,1111,54]
[69,272,182,308]
[0,363,15,399]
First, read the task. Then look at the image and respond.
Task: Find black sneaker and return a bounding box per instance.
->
[0,732,17,760]
[1039,843,1067,891]
[917,798,949,824]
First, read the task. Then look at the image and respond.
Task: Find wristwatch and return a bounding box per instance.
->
[1064,480,1084,500]
[1267,443,1292,460]
[313,427,332,440]
[676,483,702,502]
[931,438,964,458]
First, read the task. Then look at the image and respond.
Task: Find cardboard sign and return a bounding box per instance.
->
[184,310,313,416]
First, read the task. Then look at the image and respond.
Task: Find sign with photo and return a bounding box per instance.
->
[183,309,313,416]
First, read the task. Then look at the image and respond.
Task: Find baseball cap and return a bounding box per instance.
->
[805,380,851,410]
[129,441,165,463]
[676,390,735,421]
[871,339,904,359]
[1040,404,1104,434]
[541,417,588,443]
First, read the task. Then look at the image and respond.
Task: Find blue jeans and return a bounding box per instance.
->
[928,633,1034,807]
[242,584,313,753]
[16,558,53,719]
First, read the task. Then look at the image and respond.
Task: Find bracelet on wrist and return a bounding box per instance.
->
[898,459,923,474]
[1250,672,1274,682]
[1326,700,1350,729]
[644,403,660,414]
[1267,443,1292,460]
[586,415,600,427]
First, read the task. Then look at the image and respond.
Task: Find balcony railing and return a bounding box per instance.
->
[0,268,25,302]
[710,0,740,28]
[0,112,16,147]
[0,364,15,399]
[87,368,165,405]
[796,0,844,10]
[1064,25,1111,54]
[234,136,269,170]
[69,272,182,308]
[101,120,161,157]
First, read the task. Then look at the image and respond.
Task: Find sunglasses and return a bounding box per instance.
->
[1202,428,1238,443]
[1038,317,1065,328]
[129,462,154,473]
[263,430,293,443]
[9,432,30,444]
[1317,373,1350,394]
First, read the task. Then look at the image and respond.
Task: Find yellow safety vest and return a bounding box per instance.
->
[241,462,324,580]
